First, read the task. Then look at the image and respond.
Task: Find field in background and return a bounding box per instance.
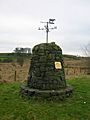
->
[0,75,90,120]
[0,62,30,82]
[0,53,90,120]
[64,55,90,77]
[0,53,90,83]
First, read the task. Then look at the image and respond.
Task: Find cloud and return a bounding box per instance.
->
[0,0,90,56]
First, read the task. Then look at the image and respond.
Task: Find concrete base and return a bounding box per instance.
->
[20,85,73,100]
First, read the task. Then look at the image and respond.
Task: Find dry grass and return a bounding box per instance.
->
[0,58,89,83]
[64,58,90,77]
[0,62,30,83]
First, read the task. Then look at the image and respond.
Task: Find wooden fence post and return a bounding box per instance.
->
[14,70,17,81]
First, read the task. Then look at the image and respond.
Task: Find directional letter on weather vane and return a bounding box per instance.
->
[38,19,57,43]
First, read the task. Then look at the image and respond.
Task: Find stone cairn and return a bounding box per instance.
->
[21,42,73,99]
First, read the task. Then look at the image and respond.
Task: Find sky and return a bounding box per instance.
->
[0,0,90,56]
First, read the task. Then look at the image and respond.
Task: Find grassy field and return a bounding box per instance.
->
[0,75,90,120]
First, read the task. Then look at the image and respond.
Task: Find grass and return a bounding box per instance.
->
[0,76,90,120]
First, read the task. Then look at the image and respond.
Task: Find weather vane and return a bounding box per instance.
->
[38,19,57,43]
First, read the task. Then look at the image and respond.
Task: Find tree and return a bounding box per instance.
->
[14,47,24,54]
[14,47,31,54]
[83,43,90,57]
[14,47,21,53]
[13,47,25,66]
[83,42,90,75]
[16,56,24,67]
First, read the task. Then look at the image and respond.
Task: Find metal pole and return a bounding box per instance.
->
[39,19,56,43]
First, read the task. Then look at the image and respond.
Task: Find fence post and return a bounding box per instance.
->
[14,70,16,81]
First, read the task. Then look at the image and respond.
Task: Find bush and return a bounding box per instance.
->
[0,58,13,63]
[17,56,24,67]
[0,59,2,62]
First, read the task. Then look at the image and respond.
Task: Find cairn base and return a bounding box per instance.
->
[20,85,73,100]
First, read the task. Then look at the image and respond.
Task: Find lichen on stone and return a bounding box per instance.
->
[27,42,66,90]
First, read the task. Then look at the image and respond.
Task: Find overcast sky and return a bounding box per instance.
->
[0,0,90,56]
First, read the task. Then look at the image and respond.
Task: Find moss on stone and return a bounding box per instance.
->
[28,42,66,90]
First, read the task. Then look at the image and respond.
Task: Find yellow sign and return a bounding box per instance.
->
[55,62,62,69]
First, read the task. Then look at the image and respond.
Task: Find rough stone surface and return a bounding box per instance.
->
[27,42,66,90]
[20,85,73,100]
[20,42,73,99]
